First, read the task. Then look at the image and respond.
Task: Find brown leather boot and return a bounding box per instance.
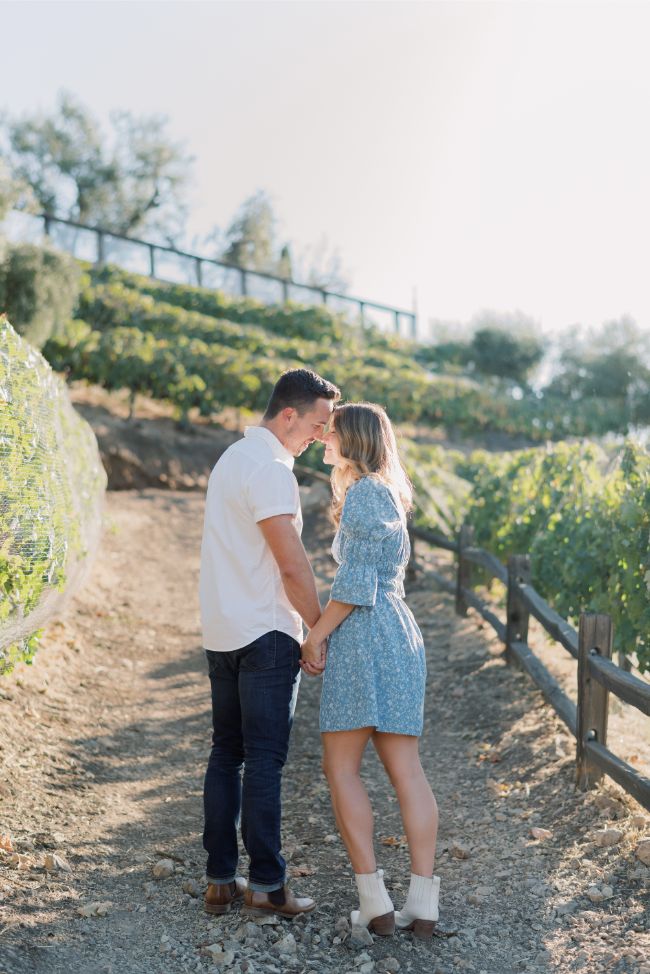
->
[204,877,247,915]
[242,884,316,918]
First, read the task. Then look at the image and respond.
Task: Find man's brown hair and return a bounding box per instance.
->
[263,368,340,419]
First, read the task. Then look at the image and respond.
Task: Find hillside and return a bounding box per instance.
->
[42,264,627,442]
[40,255,650,676]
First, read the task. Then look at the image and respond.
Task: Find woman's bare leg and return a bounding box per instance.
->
[372,732,438,875]
[321,727,375,873]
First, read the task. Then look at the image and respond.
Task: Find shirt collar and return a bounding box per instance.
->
[244,426,295,468]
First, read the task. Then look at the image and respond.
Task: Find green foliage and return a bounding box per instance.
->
[545,318,650,422]
[401,440,470,536]
[0,242,81,348]
[416,328,544,385]
[77,280,335,359]
[43,264,640,441]
[454,440,650,672]
[26,253,650,673]
[4,91,191,241]
[221,190,278,273]
[88,264,348,342]
[205,191,350,291]
[44,319,284,422]
[419,310,544,385]
[414,339,472,372]
[470,327,545,384]
[0,160,34,224]
[0,316,106,673]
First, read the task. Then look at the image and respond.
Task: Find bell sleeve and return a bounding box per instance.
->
[330,478,401,607]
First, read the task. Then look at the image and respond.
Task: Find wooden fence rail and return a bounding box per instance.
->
[409,522,650,812]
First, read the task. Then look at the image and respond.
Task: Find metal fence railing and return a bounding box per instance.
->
[4,210,418,339]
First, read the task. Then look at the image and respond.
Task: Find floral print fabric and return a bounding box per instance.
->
[320,476,426,736]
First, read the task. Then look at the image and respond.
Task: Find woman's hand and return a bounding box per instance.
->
[300,633,327,677]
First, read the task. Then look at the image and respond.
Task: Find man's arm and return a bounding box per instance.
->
[299,598,353,677]
[258,514,321,629]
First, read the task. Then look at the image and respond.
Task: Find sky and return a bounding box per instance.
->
[2,0,650,340]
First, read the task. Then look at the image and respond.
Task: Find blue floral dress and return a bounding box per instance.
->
[320,476,426,736]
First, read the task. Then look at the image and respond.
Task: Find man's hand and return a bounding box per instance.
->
[300,634,327,677]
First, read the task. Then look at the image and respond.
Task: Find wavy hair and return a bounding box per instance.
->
[329,402,413,526]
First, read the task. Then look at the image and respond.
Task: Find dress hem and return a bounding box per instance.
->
[320,723,422,737]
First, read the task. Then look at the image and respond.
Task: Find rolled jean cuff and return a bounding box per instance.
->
[248,877,285,893]
[206,873,237,884]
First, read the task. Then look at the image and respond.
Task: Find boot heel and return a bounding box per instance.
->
[204,902,231,915]
[369,911,395,936]
[411,918,436,939]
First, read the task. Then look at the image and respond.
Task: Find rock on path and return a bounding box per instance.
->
[0,489,648,974]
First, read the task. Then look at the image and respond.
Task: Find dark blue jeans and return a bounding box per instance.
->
[203,630,301,892]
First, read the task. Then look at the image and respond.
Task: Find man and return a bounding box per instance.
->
[199,368,340,918]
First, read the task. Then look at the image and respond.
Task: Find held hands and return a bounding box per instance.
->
[300,632,327,677]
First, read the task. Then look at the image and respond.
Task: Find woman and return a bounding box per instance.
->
[300,402,441,939]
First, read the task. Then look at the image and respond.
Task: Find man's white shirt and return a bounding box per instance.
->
[199,426,303,652]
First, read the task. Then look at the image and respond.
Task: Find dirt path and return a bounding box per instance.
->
[0,489,649,974]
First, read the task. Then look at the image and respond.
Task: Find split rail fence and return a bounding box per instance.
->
[407,522,650,812]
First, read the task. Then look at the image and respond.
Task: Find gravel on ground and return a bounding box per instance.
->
[0,488,648,974]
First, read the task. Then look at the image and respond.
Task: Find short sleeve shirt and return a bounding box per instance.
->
[199,426,303,652]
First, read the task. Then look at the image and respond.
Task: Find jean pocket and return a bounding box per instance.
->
[241,632,277,671]
[279,633,302,675]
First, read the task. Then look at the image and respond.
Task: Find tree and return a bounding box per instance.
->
[470,328,545,385]
[0,243,80,347]
[221,191,277,273]
[217,193,350,291]
[3,92,192,244]
[104,110,190,243]
[468,310,545,385]
[0,160,34,223]
[545,316,650,408]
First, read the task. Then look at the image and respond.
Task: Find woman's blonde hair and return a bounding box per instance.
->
[329,402,413,526]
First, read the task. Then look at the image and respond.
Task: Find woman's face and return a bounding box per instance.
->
[322,422,343,466]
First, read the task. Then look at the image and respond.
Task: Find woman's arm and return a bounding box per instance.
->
[300,600,354,677]
[305,598,355,646]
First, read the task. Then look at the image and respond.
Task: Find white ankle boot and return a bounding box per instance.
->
[395,873,440,938]
[350,869,395,935]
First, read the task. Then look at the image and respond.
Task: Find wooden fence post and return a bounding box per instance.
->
[455,523,474,616]
[505,555,531,664]
[618,650,632,673]
[577,612,613,790]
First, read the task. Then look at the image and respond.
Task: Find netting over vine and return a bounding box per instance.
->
[0,316,106,672]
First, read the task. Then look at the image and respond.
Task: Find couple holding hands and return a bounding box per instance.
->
[199,369,441,939]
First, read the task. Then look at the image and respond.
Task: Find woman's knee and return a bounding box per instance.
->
[322,754,359,784]
[383,756,427,791]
